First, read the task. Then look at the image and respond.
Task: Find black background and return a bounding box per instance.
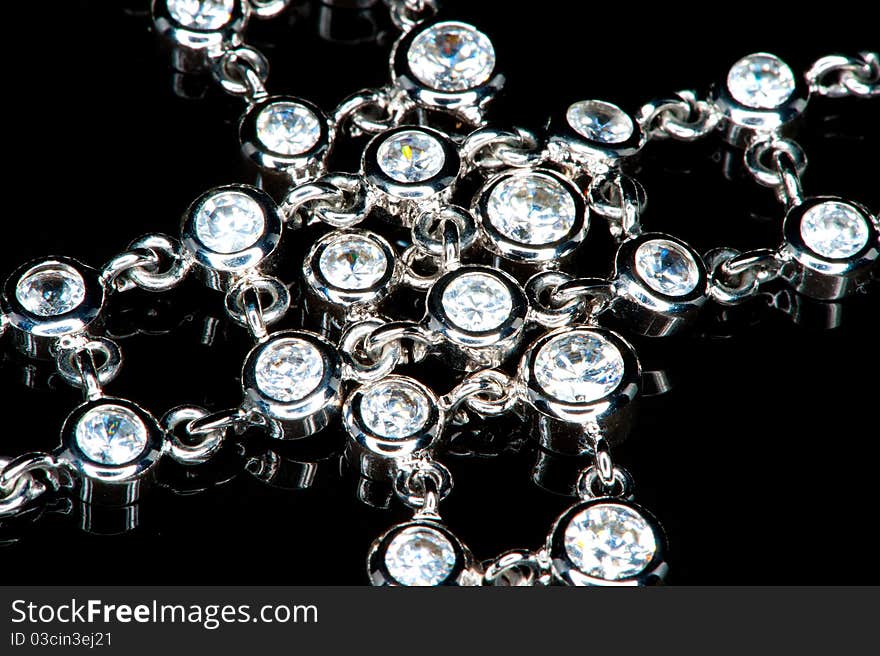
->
[1,1,878,585]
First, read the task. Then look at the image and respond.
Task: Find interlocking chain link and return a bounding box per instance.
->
[806,52,880,98]
[637,90,720,141]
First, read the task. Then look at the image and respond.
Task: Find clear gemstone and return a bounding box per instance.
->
[318,235,388,290]
[74,404,149,466]
[376,130,446,183]
[194,191,265,253]
[634,239,699,296]
[441,271,513,332]
[254,338,325,403]
[407,21,495,92]
[255,101,321,156]
[486,172,577,245]
[167,0,234,30]
[566,100,634,144]
[384,525,456,586]
[15,264,86,317]
[727,53,796,109]
[564,503,657,581]
[360,379,430,439]
[534,332,625,403]
[800,201,870,259]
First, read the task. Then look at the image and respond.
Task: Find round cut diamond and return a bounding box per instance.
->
[376,130,446,183]
[15,264,86,317]
[564,503,657,581]
[800,201,870,259]
[534,332,625,403]
[318,235,388,290]
[566,100,634,144]
[194,191,265,253]
[360,379,430,439]
[486,173,577,245]
[255,101,321,156]
[407,21,495,92]
[385,526,456,586]
[254,338,325,403]
[727,53,796,109]
[441,272,513,332]
[74,404,149,466]
[167,0,234,30]
[634,239,699,296]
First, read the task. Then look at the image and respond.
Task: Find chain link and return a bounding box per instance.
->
[637,90,720,141]
[213,45,269,101]
[281,173,370,228]
[806,52,880,98]
[440,369,517,422]
[587,172,646,239]
[706,247,785,304]
[462,126,546,171]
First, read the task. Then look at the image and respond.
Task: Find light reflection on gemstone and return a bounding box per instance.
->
[167,0,234,31]
[407,21,495,92]
[485,172,577,245]
[359,379,430,439]
[318,235,388,291]
[74,404,149,466]
[566,100,634,144]
[194,191,266,254]
[16,264,86,317]
[726,53,795,109]
[384,525,457,586]
[441,272,513,332]
[800,201,870,259]
[533,332,625,403]
[255,101,321,156]
[376,130,446,183]
[634,239,699,296]
[254,338,325,403]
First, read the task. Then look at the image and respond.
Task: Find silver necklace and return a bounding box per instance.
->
[0,0,877,586]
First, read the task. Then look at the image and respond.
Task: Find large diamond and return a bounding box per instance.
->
[407,21,495,92]
[376,130,446,183]
[634,239,699,296]
[486,172,577,245]
[15,263,86,317]
[254,338,325,403]
[800,201,870,259]
[384,525,456,586]
[74,404,149,466]
[256,101,321,156]
[566,100,634,144]
[533,332,625,403]
[564,503,657,581]
[167,0,234,30]
[194,191,265,253]
[441,271,513,332]
[726,53,795,109]
[318,235,388,290]
[360,379,430,439]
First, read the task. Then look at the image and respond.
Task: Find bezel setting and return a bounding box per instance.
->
[552,99,646,162]
[151,0,248,57]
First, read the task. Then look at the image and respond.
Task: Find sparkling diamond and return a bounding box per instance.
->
[441,271,513,332]
[407,21,495,92]
[486,172,577,245]
[566,100,634,144]
[533,332,625,403]
[384,525,456,586]
[376,130,446,183]
[194,191,265,253]
[167,0,234,30]
[634,239,699,296]
[74,404,149,466]
[15,264,86,317]
[255,101,321,156]
[800,201,870,259]
[727,53,795,109]
[564,503,657,581]
[360,379,430,439]
[318,235,388,290]
[254,338,325,403]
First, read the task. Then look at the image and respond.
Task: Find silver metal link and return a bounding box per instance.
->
[483,549,550,586]
[462,126,545,171]
[707,247,785,304]
[394,458,452,517]
[224,276,291,336]
[412,205,479,260]
[525,271,587,328]
[363,320,436,363]
[637,90,721,141]
[401,244,444,291]
[101,248,159,293]
[281,173,370,228]
[440,369,517,421]
[587,172,646,239]
[339,319,404,383]
[213,45,269,100]
[333,88,407,137]
[162,405,227,465]
[744,137,808,189]
[125,234,192,292]
[0,453,69,517]
[807,52,880,98]
[576,464,635,501]
[388,0,438,32]
[55,337,123,393]
[549,278,615,318]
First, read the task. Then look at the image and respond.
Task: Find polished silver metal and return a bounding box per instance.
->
[338,319,403,384]
[214,45,269,99]
[462,126,545,171]
[55,337,123,394]
[124,234,192,292]
[161,405,227,465]
[707,247,784,305]
[151,0,250,65]
[412,206,479,260]
[0,454,51,517]
[224,275,291,334]
[394,458,452,515]
[587,172,646,241]
[440,369,517,421]
[282,173,371,229]
[807,52,880,99]
[524,271,587,329]
[482,549,550,586]
[744,137,808,193]
[101,249,159,293]
[576,464,635,501]
[548,99,646,168]
[637,90,720,142]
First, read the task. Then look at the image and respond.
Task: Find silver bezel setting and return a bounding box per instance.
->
[547,498,668,586]
[151,0,248,55]
[552,99,646,162]
[472,168,589,264]
[241,330,342,438]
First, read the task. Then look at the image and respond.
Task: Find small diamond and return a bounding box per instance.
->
[800,201,870,259]
[441,271,513,332]
[564,503,657,581]
[376,130,446,183]
[634,239,700,296]
[360,379,430,439]
[407,21,495,92]
[486,172,577,245]
[74,404,149,466]
[167,0,234,30]
[194,191,265,253]
[727,53,796,109]
[384,525,457,586]
[255,101,321,156]
[566,100,634,144]
[318,235,388,290]
[254,338,325,403]
[533,332,625,403]
[15,264,86,317]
